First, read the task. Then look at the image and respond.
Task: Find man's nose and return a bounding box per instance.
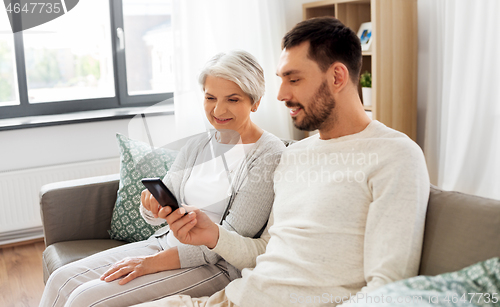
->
[277,82,291,102]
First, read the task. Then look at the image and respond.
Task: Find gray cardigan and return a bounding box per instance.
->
[142,130,285,279]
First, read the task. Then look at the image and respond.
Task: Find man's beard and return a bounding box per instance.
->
[286,80,336,131]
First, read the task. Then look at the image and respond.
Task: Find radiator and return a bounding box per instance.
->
[0,158,120,245]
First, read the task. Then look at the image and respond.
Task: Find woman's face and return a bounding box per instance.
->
[203,76,256,134]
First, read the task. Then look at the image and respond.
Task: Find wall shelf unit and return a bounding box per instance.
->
[303,0,418,141]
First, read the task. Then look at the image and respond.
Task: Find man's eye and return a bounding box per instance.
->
[290,79,299,83]
[206,97,215,100]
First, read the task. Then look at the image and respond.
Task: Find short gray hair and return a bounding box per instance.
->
[198,50,265,105]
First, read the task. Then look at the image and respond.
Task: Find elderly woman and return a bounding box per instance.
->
[39,51,284,307]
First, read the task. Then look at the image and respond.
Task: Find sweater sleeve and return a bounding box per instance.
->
[211,212,273,270]
[177,145,283,269]
[360,140,430,294]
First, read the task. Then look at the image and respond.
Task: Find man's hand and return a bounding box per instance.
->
[141,192,220,248]
[165,206,220,249]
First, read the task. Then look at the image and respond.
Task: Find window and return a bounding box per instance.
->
[0,0,173,121]
[121,0,173,96]
[23,1,115,103]
[0,12,19,107]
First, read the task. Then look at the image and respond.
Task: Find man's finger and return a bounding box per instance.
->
[169,211,197,241]
[165,207,187,225]
[182,204,197,212]
[175,216,197,242]
[167,209,195,231]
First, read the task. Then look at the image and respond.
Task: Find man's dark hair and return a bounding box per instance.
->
[282,17,362,83]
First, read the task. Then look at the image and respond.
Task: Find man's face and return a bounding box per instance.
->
[276,42,336,131]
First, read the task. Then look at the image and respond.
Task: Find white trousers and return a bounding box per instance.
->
[131,289,236,307]
[39,237,231,307]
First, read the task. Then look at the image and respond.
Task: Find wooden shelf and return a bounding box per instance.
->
[303,0,418,141]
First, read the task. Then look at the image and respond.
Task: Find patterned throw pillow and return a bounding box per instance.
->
[346,257,500,307]
[109,133,178,242]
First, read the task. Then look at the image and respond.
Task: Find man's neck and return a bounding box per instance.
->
[318,95,371,140]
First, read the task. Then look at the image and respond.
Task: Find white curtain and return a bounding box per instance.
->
[171,0,293,140]
[419,0,500,200]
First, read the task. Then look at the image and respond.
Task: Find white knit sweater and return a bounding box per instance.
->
[212,120,430,306]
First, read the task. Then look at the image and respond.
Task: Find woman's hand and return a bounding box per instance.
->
[100,248,181,285]
[100,255,158,285]
[141,189,161,218]
[165,206,220,249]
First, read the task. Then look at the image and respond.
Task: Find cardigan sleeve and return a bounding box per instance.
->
[177,141,284,269]
[139,203,165,225]
[140,139,189,225]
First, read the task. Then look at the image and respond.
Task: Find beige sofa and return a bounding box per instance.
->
[40,175,500,284]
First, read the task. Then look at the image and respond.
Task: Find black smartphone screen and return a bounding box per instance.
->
[141,178,181,211]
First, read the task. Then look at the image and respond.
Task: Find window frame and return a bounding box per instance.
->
[0,0,173,121]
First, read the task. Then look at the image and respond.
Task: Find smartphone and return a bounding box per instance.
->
[141,178,184,213]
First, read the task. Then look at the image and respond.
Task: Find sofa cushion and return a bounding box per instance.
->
[108,134,178,242]
[43,239,128,283]
[347,257,500,306]
[419,185,500,276]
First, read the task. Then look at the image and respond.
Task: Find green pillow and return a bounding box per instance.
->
[109,133,178,242]
[347,257,500,307]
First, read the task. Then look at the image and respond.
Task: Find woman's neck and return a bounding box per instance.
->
[217,122,263,144]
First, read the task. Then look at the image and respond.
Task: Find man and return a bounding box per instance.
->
[135,17,429,307]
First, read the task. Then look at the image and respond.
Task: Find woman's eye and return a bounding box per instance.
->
[290,79,299,83]
[229,99,239,103]
[206,97,215,100]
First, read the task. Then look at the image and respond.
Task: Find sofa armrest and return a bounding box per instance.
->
[40,173,120,247]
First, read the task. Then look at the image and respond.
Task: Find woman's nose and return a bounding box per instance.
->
[213,101,227,115]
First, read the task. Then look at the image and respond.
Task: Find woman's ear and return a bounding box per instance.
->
[329,62,350,94]
[252,98,261,112]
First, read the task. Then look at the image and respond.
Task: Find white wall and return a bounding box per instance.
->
[284,0,313,30]
[0,120,129,172]
[0,114,176,173]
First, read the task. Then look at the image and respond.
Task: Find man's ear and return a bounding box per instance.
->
[329,62,350,93]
